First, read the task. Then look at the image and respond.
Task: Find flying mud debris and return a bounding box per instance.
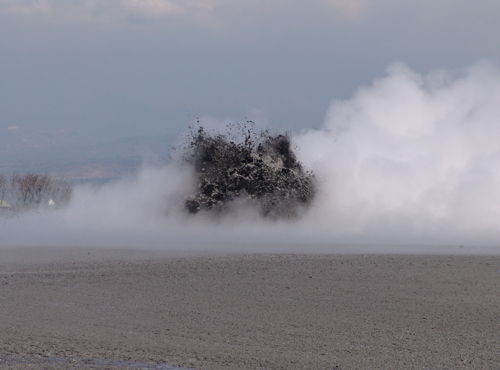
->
[179,122,316,218]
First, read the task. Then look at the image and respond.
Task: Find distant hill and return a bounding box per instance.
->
[0,133,175,184]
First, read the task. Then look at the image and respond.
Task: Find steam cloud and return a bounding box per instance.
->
[3,61,500,252]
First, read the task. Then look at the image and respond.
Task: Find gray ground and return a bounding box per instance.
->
[1,247,500,369]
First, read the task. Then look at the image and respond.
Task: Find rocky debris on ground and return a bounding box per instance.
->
[179,122,315,218]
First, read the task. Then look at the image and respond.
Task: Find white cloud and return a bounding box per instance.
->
[323,0,371,22]
[0,0,53,17]
[0,0,374,28]
[0,0,216,26]
[121,0,186,22]
[1,0,499,37]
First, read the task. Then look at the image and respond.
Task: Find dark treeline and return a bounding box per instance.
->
[0,172,72,209]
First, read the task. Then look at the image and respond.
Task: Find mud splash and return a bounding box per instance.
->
[180,122,316,219]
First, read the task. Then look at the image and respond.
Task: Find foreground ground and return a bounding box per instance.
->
[0,248,499,369]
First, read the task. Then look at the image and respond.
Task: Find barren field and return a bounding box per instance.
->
[1,248,500,369]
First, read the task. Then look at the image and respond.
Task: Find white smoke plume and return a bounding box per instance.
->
[297,61,500,247]
[3,60,500,253]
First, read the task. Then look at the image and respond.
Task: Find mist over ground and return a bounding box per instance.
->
[3,61,500,253]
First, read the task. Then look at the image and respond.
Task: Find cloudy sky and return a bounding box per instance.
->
[1,1,500,167]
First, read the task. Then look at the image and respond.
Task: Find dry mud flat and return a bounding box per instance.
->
[1,248,500,369]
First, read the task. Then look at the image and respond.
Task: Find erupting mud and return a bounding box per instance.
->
[180,123,316,218]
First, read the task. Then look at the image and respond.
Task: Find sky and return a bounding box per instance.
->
[1,0,500,169]
[3,1,500,249]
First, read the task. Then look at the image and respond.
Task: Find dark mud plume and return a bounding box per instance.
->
[179,122,315,219]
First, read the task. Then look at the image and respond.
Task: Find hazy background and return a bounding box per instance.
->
[1,0,500,183]
[3,1,500,250]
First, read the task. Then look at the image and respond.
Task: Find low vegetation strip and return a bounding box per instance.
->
[0,172,72,210]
